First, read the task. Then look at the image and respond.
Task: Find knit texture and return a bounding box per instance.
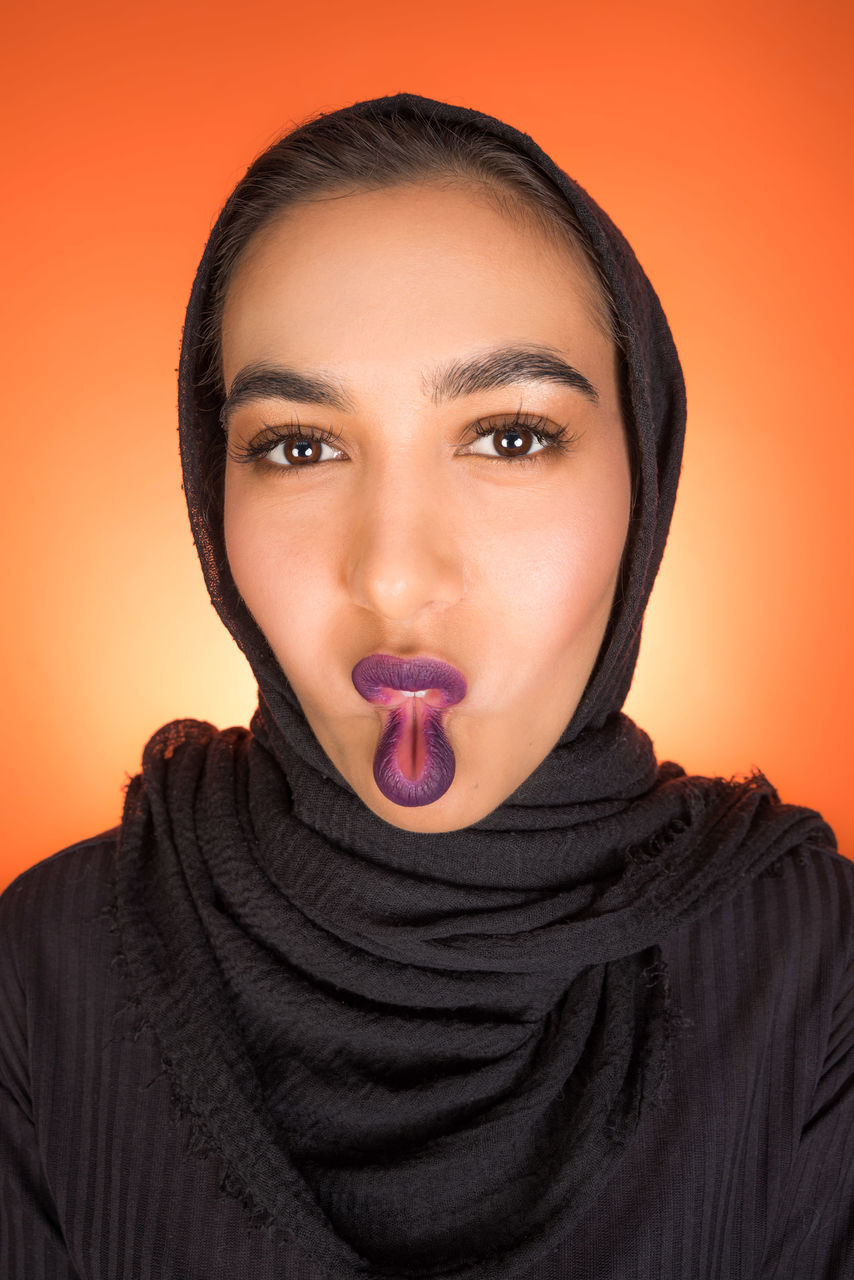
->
[4,832,854,1277]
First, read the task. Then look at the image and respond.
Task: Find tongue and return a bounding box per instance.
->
[372,693,458,807]
[381,686,446,710]
[396,695,428,781]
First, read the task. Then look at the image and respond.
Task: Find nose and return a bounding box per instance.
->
[345,461,466,622]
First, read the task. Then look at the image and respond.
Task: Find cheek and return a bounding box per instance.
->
[488,478,629,653]
[223,476,336,657]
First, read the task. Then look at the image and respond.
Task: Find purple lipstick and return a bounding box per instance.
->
[351,654,467,807]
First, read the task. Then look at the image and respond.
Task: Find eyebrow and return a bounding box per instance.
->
[221,342,599,426]
[427,344,598,405]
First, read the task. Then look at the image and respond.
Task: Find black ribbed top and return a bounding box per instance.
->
[1,830,852,1279]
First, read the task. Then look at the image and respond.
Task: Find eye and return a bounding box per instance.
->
[263,433,344,467]
[468,424,550,460]
[463,415,576,464]
[227,423,348,471]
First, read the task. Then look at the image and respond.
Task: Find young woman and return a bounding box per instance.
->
[1,92,851,1280]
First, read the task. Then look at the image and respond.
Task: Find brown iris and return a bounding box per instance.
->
[492,426,535,458]
[287,439,324,465]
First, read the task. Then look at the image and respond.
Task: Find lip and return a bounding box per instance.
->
[351,653,467,708]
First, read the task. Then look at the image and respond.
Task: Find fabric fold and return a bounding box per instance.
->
[115,710,832,1280]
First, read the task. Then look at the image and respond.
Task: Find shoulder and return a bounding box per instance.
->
[0,830,123,1113]
[751,844,852,1034]
[1,828,120,928]
[746,841,853,963]
[0,829,120,996]
[669,840,852,983]
[664,843,853,1107]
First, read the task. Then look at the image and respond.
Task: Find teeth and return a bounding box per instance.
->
[409,690,428,697]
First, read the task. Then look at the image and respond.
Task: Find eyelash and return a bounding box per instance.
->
[227,414,580,473]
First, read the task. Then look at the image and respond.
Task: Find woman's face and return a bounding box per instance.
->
[222,181,631,832]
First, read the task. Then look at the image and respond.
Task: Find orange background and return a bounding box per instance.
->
[2,0,852,890]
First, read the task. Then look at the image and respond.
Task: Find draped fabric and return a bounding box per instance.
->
[113,93,836,1279]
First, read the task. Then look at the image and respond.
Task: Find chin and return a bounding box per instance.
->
[369,799,489,835]
[354,762,504,833]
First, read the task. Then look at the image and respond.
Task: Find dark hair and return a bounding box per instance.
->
[195,103,627,522]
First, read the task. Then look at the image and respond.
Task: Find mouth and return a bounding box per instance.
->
[351,654,467,807]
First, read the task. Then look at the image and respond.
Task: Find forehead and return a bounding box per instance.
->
[220,182,612,392]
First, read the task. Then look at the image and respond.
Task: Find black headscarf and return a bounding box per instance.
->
[114,93,835,1279]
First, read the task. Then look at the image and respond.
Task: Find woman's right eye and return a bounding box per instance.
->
[262,432,346,467]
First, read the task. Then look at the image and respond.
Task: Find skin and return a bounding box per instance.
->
[221,181,632,833]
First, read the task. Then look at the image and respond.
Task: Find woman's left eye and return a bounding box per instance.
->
[464,418,575,462]
[467,425,549,460]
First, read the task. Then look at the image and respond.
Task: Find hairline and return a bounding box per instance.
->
[212,173,619,394]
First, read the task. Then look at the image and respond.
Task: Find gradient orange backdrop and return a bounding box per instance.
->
[2,0,852,890]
